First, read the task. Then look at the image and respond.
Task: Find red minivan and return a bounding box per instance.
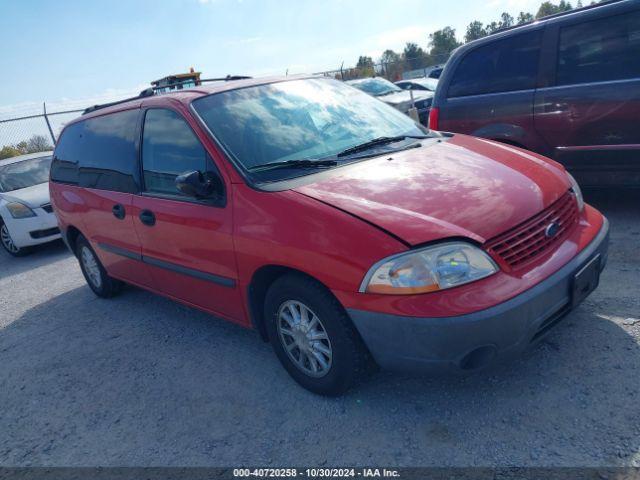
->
[50,76,608,395]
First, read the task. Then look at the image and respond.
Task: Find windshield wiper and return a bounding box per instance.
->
[336,135,428,158]
[248,159,338,173]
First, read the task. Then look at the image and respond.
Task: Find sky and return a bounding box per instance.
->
[0,0,542,118]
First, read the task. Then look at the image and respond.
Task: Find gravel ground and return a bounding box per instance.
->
[0,189,638,467]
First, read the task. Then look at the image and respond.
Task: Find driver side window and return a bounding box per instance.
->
[141,108,207,195]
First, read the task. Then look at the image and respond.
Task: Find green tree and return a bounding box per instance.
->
[15,141,28,154]
[0,145,22,160]
[465,21,487,43]
[485,12,515,34]
[379,49,403,80]
[499,12,514,29]
[536,0,573,19]
[485,21,500,34]
[355,55,375,77]
[26,134,52,153]
[402,42,429,70]
[517,11,535,24]
[428,27,461,59]
[356,56,374,69]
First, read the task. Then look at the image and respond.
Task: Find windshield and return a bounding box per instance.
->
[348,77,402,96]
[414,78,439,91]
[0,156,52,192]
[192,78,428,181]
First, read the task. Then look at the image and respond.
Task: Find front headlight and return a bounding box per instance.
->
[6,202,36,219]
[567,173,584,211]
[360,242,499,295]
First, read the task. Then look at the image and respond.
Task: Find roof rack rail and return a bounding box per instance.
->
[150,75,252,92]
[82,87,154,115]
[82,75,252,115]
[487,0,623,36]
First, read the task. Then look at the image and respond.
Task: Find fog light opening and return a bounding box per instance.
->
[459,345,497,371]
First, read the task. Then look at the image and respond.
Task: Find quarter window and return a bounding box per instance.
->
[557,10,640,86]
[51,109,140,193]
[141,109,208,196]
[448,30,542,98]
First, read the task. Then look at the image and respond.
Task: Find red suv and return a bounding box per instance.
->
[50,76,608,395]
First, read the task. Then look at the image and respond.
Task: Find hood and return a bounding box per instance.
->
[295,134,570,246]
[0,182,50,208]
[378,90,432,111]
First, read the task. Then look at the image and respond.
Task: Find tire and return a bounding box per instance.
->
[75,235,122,298]
[264,273,370,396]
[0,221,31,257]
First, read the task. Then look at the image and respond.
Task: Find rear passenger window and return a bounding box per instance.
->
[51,123,81,185]
[557,10,640,86]
[51,109,140,193]
[448,30,542,98]
[141,109,208,196]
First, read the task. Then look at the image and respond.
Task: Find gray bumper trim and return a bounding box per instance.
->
[348,218,610,373]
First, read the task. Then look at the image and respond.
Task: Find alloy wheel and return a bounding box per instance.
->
[81,246,102,289]
[277,300,333,378]
[0,224,19,254]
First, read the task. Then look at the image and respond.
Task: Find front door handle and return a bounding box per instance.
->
[112,203,126,220]
[139,209,156,226]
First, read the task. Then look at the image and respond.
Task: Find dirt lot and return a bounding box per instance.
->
[0,189,639,467]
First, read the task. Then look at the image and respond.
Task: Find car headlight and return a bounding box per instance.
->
[567,173,584,211]
[360,242,498,295]
[6,202,36,219]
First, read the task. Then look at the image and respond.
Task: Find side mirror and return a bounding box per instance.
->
[175,170,222,199]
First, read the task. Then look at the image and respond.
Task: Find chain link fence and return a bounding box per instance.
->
[0,105,84,159]
[315,53,451,82]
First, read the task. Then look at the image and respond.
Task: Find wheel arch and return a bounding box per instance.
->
[247,265,341,342]
[64,225,83,255]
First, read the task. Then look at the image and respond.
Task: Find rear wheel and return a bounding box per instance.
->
[75,235,122,298]
[264,273,370,396]
[0,222,31,257]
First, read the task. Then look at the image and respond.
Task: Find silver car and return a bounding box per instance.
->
[346,77,432,125]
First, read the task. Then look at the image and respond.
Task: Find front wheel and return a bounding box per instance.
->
[264,273,370,396]
[75,235,122,298]
[0,222,31,257]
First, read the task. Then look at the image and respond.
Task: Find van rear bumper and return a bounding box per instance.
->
[347,218,609,374]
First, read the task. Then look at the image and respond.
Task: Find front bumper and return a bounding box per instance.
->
[4,210,61,248]
[348,218,609,373]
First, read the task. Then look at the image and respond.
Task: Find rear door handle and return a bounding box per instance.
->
[139,209,156,226]
[112,203,126,220]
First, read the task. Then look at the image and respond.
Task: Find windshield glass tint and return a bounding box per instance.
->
[193,79,426,177]
[0,156,52,192]
[350,78,401,96]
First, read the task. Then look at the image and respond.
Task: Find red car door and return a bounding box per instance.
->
[131,107,245,324]
[54,108,153,288]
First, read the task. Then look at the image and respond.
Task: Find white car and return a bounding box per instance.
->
[345,77,433,125]
[0,151,61,256]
